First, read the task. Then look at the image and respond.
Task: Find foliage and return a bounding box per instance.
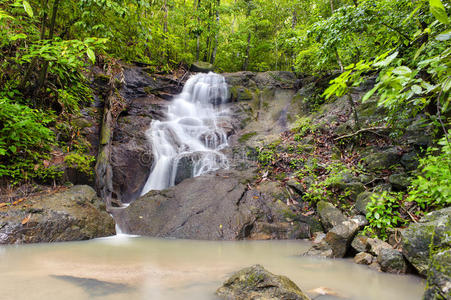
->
[364,192,407,240]
[64,153,96,176]
[406,134,451,210]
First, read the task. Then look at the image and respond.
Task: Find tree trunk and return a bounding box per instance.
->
[19,0,49,92]
[210,0,220,64]
[329,0,334,13]
[243,32,251,71]
[292,9,297,29]
[37,0,60,93]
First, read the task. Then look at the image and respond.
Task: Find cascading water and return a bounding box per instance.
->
[140,72,229,196]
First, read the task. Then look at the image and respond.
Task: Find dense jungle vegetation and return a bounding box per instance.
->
[0,0,449,239]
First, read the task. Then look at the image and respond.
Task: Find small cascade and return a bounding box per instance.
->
[140,72,229,195]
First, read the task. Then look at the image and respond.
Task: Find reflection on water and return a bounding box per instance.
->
[0,237,424,300]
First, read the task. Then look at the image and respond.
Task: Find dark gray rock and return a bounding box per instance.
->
[400,152,419,171]
[316,201,346,231]
[362,147,401,172]
[355,192,376,215]
[388,173,411,191]
[402,207,451,275]
[377,248,407,274]
[113,170,307,240]
[0,186,115,244]
[216,264,311,300]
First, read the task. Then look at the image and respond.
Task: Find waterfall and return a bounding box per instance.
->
[140,72,229,196]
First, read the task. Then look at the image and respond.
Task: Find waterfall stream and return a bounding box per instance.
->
[140,72,230,196]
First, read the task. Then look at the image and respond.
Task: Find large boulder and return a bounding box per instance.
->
[216,264,310,300]
[324,219,360,258]
[316,201,346,231]
[0,185,115,244]
[402,207,451,275]
[113,170,311,240]
[402,207,451,299]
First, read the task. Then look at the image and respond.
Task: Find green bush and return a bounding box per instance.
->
[0,97,55,181]
[64,153,95,176]
[407,134,451,210]
[364,191,407,240]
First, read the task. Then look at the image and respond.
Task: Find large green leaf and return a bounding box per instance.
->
[86,48,96,64]
[429,0,449,25]
[23,0,33,18]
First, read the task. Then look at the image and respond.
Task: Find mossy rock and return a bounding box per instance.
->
[216,264,310,300]
[190,61,214,73]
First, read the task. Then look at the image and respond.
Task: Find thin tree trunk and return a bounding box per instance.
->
[210,0,220,64]
[292,9,297,29]
[195,0,201,61]
[335,48,344,73]
[19,0,49,92]
[329,0,334,14]
[243,32,251,71]
[37,0,60,92]
[163,0,169,62]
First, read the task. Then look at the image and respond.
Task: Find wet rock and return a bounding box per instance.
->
[388,173,410,191]
[355,192,376,215]
[423,249,451,300]
[216,264,310,300]
[402,207,451,276]
[190,61,214,73]
[351,235,370,253]
[400,152,419,171]
[304,240,334,258]
[316,201,346,231]
[324,219,360,258]
[354,252,374,265]
[111,114,154,204]
[377,248,407,274]
[114,170,305,240]
[0,186,115,244]
[369,262,382,272]
[287,178,305,195]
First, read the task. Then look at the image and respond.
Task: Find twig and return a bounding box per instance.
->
[334,126,388,141]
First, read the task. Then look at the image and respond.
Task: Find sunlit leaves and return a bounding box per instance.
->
[429,0,449,25]
[22,0,33,18]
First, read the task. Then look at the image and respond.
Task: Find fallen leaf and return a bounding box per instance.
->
[21,213,32,225]
[0,203,8,208]
[43,160,50,168]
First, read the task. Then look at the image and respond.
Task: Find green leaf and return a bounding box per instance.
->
[411,85,423,94]
[392,66,412,76]
[9,145,17,153]
[443,77,451,92]
[86,48,95,64]
[23,0,33,18]
[436,30,451,41]
[374,51,398,68]
[429,0,449,25]
[362,85,378,102]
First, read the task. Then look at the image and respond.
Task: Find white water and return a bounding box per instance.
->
[141,72,229,195]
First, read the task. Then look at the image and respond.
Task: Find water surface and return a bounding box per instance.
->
[0,237,424,299]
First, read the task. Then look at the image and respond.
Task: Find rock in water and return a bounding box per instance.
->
[316,201,346,231]
[0,185,115,244]
[402,207,451,299]
[216,264,310,300]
